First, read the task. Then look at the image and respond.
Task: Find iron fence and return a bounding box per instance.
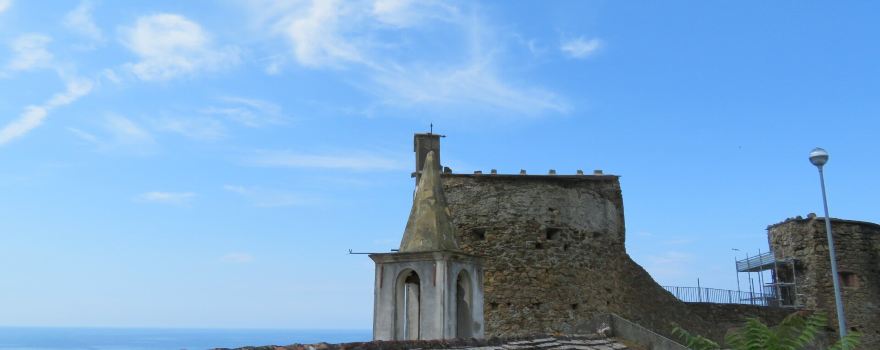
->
[662,285,776,306]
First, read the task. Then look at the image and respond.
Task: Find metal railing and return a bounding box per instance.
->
[736,251,777,272]
[662,285,776,306]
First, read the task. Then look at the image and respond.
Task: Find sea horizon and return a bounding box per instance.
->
[0,327,372,350]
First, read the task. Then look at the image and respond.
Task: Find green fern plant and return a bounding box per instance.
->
[673,312,861,350]
[672,326,719,350]
[829,331,861,350]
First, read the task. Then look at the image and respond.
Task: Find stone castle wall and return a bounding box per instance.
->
[684,303,792,338]
[440,174,789,341]
[769,217,880,348]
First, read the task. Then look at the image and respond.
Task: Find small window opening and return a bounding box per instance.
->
[471,228,486,241]
[840,272,859,288]
[570,303,579,310]
[489,302,499,310]
[535,242,544,249]
[563,243,571,251]
[545,228,561,240]
[532,302,542,309]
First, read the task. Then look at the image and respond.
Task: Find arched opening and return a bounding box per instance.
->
[395,270,421,340]
[456,269,474,338]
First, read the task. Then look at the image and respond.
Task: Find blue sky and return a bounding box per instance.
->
[0,0,878,329]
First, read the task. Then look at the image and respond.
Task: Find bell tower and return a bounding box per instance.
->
[412,132,442,185]
[370,135,485,340]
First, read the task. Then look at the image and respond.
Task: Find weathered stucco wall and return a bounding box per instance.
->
[769,217,880,348]
[440,174,788,341]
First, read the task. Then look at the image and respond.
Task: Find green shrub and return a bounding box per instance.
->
[673,312,860,350]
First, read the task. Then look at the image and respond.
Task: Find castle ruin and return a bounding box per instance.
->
[369,133,877,347]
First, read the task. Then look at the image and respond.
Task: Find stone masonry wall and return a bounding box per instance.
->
[440,174,788,342]
[684,303,789,337]
[768,217,880,348]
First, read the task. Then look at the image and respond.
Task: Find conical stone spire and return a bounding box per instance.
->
[399,151,459,252]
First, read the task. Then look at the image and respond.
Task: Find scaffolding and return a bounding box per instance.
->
[735,249,800,307]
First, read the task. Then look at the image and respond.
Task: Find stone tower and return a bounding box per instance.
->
[370,135,485,340]
[768,217,880,348]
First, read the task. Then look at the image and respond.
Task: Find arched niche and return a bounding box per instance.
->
[395,269,421,340]
[456,269,474,338]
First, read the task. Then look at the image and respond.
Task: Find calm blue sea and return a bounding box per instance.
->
[0,328,371,350]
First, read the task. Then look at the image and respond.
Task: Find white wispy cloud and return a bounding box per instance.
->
[63,1,103,42]
[0,0,11,14]
[246,0,568,116]
[68,115,156,152]
[120,13,239,81]
[560,37,602,59]
[371,0,412,27]
[146,96,286,141]
[103,114,154,145]
[153,116,225,140]
[101,68,121,84]
[261,54,286,75]
[0,107,49,145]
[135,191,196,205]
[256,0,454,68]
[221,252,254,263]
[223,185,305,207]
[277,0,367,68]
[5,33,53,71]
[371,59,570,115]
[202,97,287,127]
[371,0,457,28]
[67,127,99,144]
[247,150,405,171]
[0,78,93,145]
[1,30,101,145]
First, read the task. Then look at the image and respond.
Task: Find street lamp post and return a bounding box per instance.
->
[808,147,847,340]
[733,248,741,302]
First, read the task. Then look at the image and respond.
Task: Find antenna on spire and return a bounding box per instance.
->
[429,123,433,134]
